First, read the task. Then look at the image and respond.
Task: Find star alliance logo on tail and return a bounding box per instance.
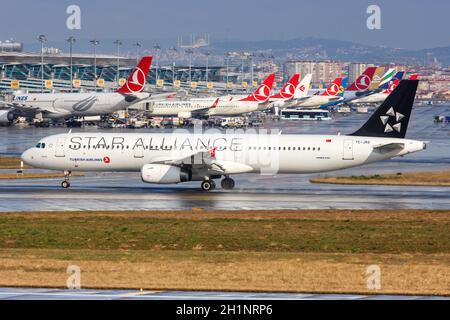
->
[380,107,404,133]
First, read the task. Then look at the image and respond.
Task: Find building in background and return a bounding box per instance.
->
[284,60,343,87]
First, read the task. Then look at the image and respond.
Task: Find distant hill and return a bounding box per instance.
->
[212,37,450,66]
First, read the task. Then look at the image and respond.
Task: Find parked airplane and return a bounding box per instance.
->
[319,78,348,109]
[289,77,345,108]
[137,74,276,118]
[22,80,425,191]
[0,56,166,125]
[349,72,407,105]
[342,66,378,100]
[262,73,312,111]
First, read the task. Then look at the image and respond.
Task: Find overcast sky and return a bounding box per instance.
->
[0,0,448,52]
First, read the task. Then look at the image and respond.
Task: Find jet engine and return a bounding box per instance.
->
[0,109,16,124]
[141,164,191,184]
[177,111,192,119]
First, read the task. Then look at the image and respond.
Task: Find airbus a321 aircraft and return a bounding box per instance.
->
[1,56,162,123]
[21,80,425,191]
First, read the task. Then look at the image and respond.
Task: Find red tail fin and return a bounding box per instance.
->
[116,56,152,94]
[240,74,275,102]
[320,77,342,96]
[346,67,377,91]
[269,74,299,100]
[408,74,419,80]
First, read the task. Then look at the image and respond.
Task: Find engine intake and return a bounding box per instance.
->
[141,164,191,184]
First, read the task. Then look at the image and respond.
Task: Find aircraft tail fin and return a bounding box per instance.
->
[320,77,342,96]
[346,66,377,91]
[270,74,299,100]
[338,78,348,97]
[240,74,275,102]
[293,73,312,99]
[116,56,152,94]
[350,80,418,138]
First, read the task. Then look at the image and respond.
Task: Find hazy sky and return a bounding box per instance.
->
[0,0,449,52]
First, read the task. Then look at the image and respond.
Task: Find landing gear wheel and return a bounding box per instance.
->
[201,180,215,191]
[61,180,70,188]
[221,177,235,190]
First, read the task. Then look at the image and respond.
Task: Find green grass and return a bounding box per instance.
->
[1,216,450,254]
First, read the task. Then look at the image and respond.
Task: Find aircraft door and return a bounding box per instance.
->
[55,138,66,157]
[343,140,354,160]
[134,145,144,158]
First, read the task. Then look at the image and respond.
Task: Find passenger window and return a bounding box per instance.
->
[318,147,321,151]
[308,147,310,151]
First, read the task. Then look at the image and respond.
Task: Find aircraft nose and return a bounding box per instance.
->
[21,149,34,166]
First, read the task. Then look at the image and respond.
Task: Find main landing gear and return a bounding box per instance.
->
[61,170,71,189]
[200,176,235,191]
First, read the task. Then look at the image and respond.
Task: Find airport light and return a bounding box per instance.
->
[185,48,194,86]
[38,35,47,93]
[90,39,100,91]
[153,44,161,85]
[67,36,76,92]
[168,47,177,86]
[133,41,142,65]
[113,40,123,88]
[204,51,210,85]
[225,52,232,93]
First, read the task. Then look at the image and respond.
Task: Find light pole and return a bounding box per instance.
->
[186,48,193,86]
[90,39,100,91]
[113,40,122,88]
[133,41,141,64]
[204,51,210,86]
[249,53,255,88]
[169,47,177,86]
[153,44,161,85]
[225,52,231,93]
[38,35,47,93]
[67,36,76,92]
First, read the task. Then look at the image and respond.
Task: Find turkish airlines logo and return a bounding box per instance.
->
[279,83,295,99]
[355,74,371,91]
[386,82,397,93]
[252,84,271,102]
[326,83,339,96]
[125,67,146,93]
[103,156,111,164]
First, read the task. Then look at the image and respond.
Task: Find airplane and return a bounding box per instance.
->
[263,73,312,111]
[349,72,408,105]
[288,77,345,108]
[0,56,168,125]
[342,66,378,100]
[21,80,425,191]
[135,74,276,118]
[318,78,348,109]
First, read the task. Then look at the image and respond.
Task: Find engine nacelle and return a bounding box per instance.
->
[141,164,191,184]
[177,111,192,119]
[0,109,15,123]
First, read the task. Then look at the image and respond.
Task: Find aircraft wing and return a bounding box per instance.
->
[150,148,253,175]
[372,142,405,153]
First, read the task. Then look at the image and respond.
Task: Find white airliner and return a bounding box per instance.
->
[263,73,312,110]
[21,80,425,191]
[0,56,167,123]
[135,74,276,118]
[289,77,344,108]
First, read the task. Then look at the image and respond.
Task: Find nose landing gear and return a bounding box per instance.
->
[61,170,71,189]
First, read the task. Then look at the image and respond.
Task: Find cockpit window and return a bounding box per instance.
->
[35,143,45,148]
[36,143,41,148]
[41,143,45,148]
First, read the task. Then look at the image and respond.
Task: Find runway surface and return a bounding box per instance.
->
[0,105,449,211]
[0,287,448,300]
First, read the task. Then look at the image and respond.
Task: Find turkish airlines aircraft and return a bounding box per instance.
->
[290,77,344,108]
[22,80,425,191]
[1,56,164,122]
[342,66,378,101]
[262,73,312,111]
[137,74,276,118]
